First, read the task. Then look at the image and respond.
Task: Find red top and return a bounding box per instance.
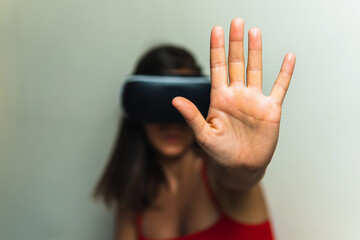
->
[136,162,274,240]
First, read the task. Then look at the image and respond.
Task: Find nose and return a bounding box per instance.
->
[159,123,186,131]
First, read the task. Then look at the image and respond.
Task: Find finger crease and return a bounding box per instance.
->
[211,47,225,50]
[247,68,262,72]
[229,58,244,64]
[211,62,226,69]
[275,81,288,92]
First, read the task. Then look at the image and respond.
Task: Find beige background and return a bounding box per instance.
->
[1,0,360,239]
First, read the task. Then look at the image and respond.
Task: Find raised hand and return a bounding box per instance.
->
[172,18,296,175]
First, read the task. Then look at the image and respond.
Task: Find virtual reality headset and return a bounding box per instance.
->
[121,75,211,123]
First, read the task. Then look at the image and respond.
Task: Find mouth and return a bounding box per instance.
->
[162,133,182,143]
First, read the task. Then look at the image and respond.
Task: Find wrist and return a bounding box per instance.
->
[210,158,267,190]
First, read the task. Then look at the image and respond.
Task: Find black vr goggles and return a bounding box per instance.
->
[121,75,211,123]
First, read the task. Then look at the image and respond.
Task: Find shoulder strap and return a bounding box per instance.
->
[135,214,144,238]
[201,160,223,215]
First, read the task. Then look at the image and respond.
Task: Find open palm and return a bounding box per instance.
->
[173,18,296,171]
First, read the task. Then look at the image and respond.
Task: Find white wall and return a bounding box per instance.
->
[1,0,360,239]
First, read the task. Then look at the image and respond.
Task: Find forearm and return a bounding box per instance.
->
[209,160,267,191]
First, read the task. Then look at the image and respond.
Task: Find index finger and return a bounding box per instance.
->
[210,26,228,89]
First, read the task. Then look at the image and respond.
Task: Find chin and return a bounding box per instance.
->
[158,146,188,158]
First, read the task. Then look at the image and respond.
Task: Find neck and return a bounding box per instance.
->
[156,148,201,193]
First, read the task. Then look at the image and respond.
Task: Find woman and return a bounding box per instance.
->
[95,18,296,240]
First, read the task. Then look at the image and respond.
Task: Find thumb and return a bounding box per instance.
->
[172,96,209,140]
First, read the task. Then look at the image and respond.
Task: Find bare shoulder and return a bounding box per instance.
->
[115,206,137,240]
[207,165,270,224]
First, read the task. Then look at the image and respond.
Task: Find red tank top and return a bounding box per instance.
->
[136,162,274,240]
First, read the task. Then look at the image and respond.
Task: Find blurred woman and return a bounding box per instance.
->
[94,17,296,240]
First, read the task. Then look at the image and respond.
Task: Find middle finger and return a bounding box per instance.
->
[228,18,245,86]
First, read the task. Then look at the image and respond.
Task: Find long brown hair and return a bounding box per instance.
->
[93,45,203,213]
